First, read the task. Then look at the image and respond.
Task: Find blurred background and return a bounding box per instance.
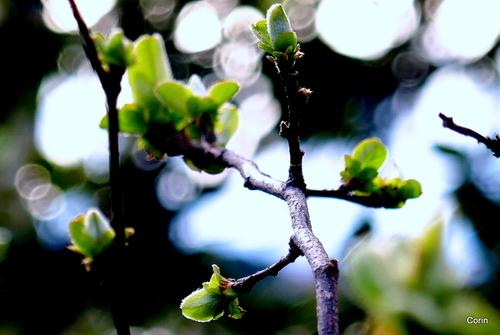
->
[2,0,500,334]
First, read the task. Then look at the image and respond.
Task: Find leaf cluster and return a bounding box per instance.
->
[180,265,245,322]
[98,33,240,173]
[340,138,422,208]
[250,4,302,64]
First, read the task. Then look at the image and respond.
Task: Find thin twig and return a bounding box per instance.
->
[439,113,500,157]
[231,240,303,295]
[305,188,402,208]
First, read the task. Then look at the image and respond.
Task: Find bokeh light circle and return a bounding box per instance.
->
[316,0,419,60]
[174,1,222,53]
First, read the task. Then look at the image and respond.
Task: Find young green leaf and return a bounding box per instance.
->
[208,80,240,107]
[352,138,388,171]
[183,156,226,175]
[92,29,133,71]
[215,104,239,146]
[181,288,226,322]
[267,4,294,49]
[225,298,246,319]
[272,31,298,53]
[67,208,115,262]
[128,34,173,108]
[399,179,422,200]
[180,265,246,322]
[100,103,149,134]
[340,155,361,182]
[250,3,300,62]
[67,215,98,259]
[155,82,195,119]
[250,19,271,47]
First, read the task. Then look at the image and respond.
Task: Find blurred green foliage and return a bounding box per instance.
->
[346,220,500,334]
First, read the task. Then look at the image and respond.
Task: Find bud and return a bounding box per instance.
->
[250,4,300,63]
[67,208,115,268]
[93,29,134,72]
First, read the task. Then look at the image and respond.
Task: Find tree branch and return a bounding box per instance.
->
[271,54,338,334]
[149,134,339,335]
[230,240,303,295]
[439,113,500,157]
[286,186,339,335]
[68,1,129,334]
[305,188,403,208]
[276,61,309,189]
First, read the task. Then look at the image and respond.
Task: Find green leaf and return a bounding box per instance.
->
[272,31,298,52]
[87,210,115,255]
[92,29,133,71]
[340,155,361,182]
[183,156,226,175]
[67,208,115,261]
[208,80,240,106]
[399,179,422,199]
[250,19,271,46]
[68,215,96,259]
[258,43,275,54]
[181,288,225,322]
[215,104,239,146]
[267,4,294,47]
[180,265,245,322]
[352,138,388,171]
[100,103,148,134]
[196,97,219,117]
[155,82,194,118]
[358,167,378,182]
[225,298,246,319]
[137,138,167,160]
[128,34,173,108]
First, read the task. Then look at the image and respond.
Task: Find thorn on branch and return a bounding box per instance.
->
[439,113,500,158]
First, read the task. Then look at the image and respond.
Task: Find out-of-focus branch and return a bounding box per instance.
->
[439,113,500,158]
[68,2,129,335]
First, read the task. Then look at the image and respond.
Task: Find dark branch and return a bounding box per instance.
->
[68,0,126,242]
[276,61,308,189]
[230,240,303,295]
[305,189,402,208]
[439,113,500,158]
[68,2,129,334]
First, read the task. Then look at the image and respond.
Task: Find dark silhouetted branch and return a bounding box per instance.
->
[439,113,500,157]
[305,189,402,208]
[276,61,309,189]
[68,2,130,334]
